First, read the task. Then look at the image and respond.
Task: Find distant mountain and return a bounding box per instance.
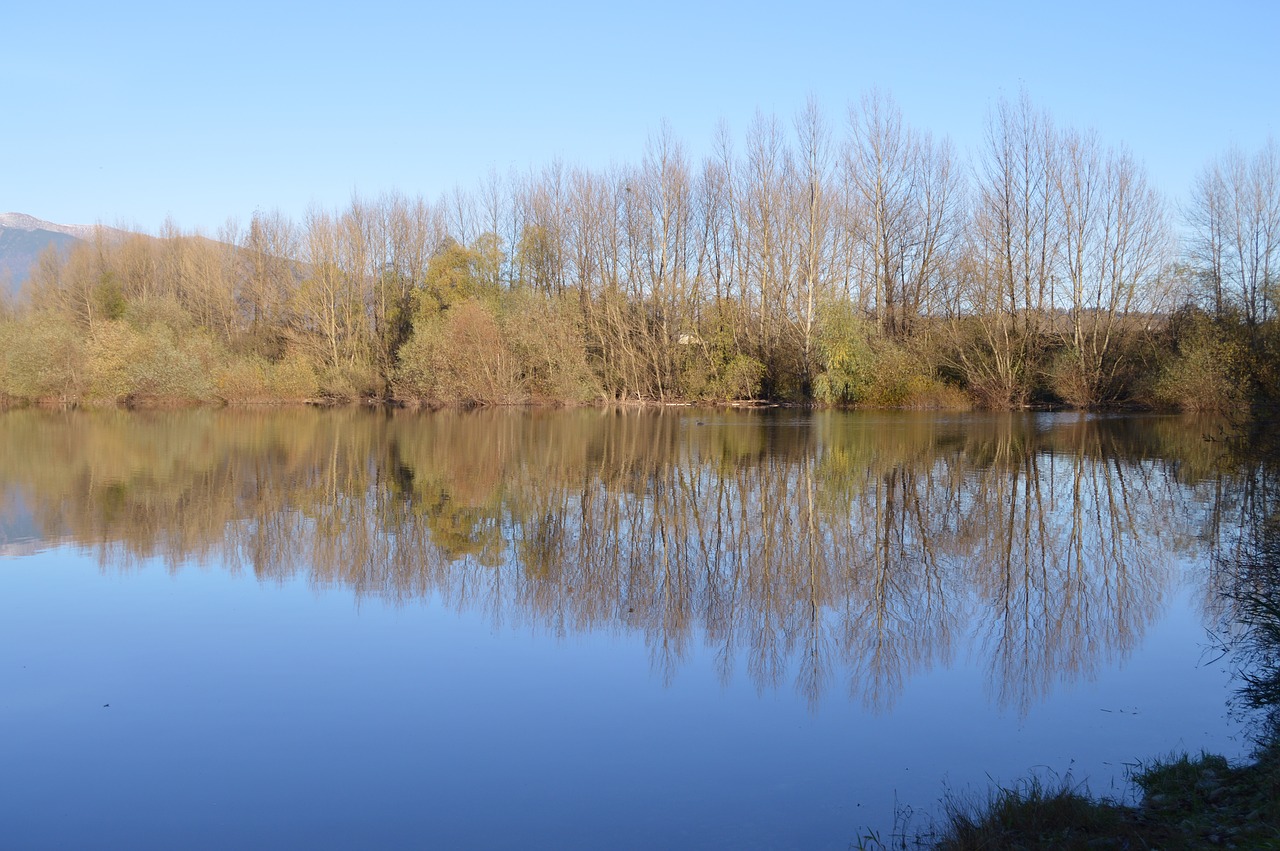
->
[0,486,44,556]
[0,212,103,240]
[0,213,97,298]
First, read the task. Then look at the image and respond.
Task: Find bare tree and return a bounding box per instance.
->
[847,90,916,335]
[1187,161,1229,316]
[953,92,1060,406]
[740,111,798,393]
[845,91,965,337]
[240,209,298,351]
[1187,139,1280,325]
[1055,131,1170,404]
[793,96,836,385]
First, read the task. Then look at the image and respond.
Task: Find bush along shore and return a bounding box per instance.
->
[3,284,1279,414]
[2,96,1278,413]
[905,738,1279,849]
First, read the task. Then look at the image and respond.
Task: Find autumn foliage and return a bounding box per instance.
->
[2,95,1276,412]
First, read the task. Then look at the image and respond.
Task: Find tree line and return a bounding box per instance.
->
[1,90,1276,411]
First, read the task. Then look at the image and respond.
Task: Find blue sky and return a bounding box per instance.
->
[5,0,1276,235]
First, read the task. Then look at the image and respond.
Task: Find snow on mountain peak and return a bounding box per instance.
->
[0,213,101,239]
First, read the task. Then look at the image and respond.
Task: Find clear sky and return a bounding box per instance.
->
[4,0,1276,235]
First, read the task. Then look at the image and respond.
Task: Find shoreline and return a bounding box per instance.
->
[903,731,1280,849]
[0,392,1181,415]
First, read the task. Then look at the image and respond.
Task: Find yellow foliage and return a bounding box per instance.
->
[0,313,87,404]
[85,319,215,403]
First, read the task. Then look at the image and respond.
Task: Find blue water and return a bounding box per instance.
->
[0,409,1251,849]
[0,550,1240,850]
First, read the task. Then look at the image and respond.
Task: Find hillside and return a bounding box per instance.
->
[0,213,92,297]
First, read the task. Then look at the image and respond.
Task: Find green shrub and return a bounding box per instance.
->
[0,313,87,404]
[315,360,381,402]
[813,301,875,404]
[501,293,600,403]
[1048,348,1094,408]
[214,352,318,403]
[713,354,765,401]
[935,778,1137,850]
[213,357,272,402]
[813,305,965,408]
[86,319,215,402]
[1151,308,1251,413]
[395,294,600,406]
[670,321,763,403]
[861,340,934,408]
[394,299,518,405]
[1252,318,1280,405]
[269,353,320,400]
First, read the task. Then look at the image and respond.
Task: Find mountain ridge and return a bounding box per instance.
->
[0,212,103,241]
[0,213,124,296]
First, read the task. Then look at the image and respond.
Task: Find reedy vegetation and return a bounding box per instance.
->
[1,91,1276,411]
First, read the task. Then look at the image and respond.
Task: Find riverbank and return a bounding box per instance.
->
[880,726,1279,849]
[1,389,1187,414]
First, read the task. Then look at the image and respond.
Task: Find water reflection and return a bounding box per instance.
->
[1205,427,1280,733]
[0,408,1231,713]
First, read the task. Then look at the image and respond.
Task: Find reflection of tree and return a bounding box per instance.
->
[963,417,1169,713]
[0,408,1224,714]
[1209,433,1280,730]
[827,459,961,712]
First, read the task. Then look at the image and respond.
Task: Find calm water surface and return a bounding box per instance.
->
[0,409,1256,849]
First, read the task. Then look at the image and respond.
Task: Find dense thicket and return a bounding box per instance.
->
[1,92,1276,411]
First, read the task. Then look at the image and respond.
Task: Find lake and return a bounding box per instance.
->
[0,408,1259,849]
